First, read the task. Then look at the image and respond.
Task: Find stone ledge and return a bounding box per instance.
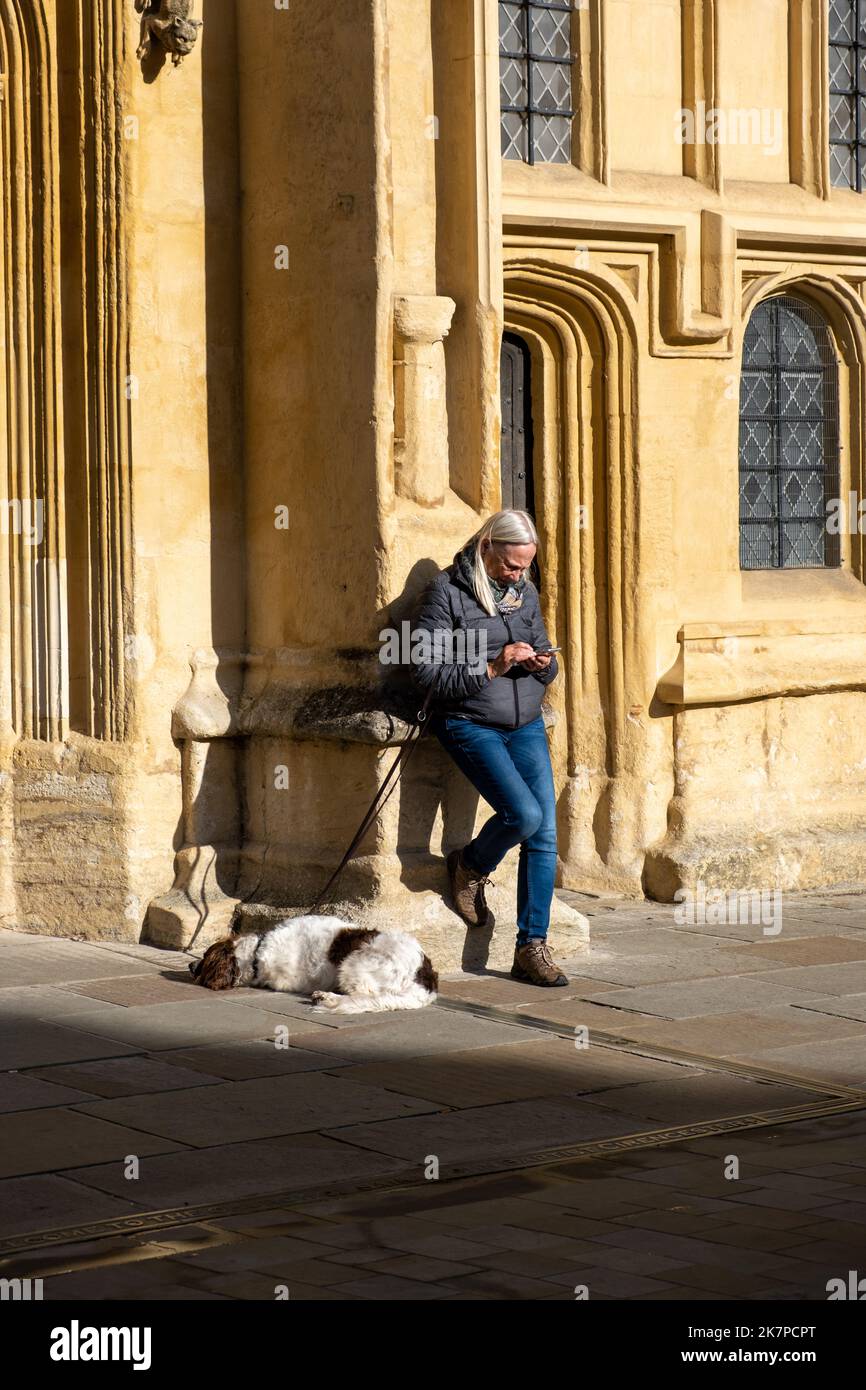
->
[644,824,866,900]
[658,617,866,706]
[172,648,558,744]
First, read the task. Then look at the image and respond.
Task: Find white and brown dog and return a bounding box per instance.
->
[189,915,438,1014]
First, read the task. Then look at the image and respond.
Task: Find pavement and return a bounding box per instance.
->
[2,889,866,1300]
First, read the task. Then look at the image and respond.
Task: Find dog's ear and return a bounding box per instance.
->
[193,937,239,991]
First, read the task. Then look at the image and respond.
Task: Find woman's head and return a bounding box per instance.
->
[464,509,539,616]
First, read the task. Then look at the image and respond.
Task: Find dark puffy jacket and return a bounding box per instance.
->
[410,562,559,729]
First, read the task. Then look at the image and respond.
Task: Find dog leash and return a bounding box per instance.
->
[227,686,436,934]
[307,685,436,912]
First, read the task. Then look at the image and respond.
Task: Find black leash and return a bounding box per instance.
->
[307,685,436,912]
[228,686,436,935]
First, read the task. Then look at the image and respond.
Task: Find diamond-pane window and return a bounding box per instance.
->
[739,297,840,571]
[830,0,866,189]
[499,1,574,164]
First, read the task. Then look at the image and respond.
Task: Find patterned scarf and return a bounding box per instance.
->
[453,541,527,615]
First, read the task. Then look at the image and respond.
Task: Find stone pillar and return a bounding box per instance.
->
[392,293,456,507]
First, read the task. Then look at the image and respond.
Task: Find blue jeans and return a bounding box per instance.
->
[431,713,558,944]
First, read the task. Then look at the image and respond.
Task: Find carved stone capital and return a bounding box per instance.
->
[393,294,456,346]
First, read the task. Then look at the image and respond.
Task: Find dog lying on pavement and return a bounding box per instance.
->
[189,914,438,1014]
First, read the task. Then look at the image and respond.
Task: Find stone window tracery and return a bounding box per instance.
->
[830,0,866,189]
[739,296,841,571]
[499,0,574,164]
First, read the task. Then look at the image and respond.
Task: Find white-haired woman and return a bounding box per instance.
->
[412,509,568,987]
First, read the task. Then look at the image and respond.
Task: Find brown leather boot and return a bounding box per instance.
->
[446,848,493,928]
[511,939,569,987]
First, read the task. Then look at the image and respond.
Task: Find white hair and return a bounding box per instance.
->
[463,509,539,616]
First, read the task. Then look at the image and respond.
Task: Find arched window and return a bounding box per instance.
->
[829,0,866,190]
[739,297,840,570]
[499,1,574,164]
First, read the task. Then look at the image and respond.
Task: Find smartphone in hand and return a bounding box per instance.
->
[533,646,561,654]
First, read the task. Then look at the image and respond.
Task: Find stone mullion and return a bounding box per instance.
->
[789,0,830,199]
[681,0,720,191]
[80,5,100,739]
[74,0,131,742]
[37,0,68,742]
[93,0,130,742]
[0,21,15,741]
[574,0,608,184]
[6,7,34,737]
[0,1,68,742]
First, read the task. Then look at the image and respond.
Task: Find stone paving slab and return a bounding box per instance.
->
[0,1019,139,1070]
[562,949,795,987]
[742,961,866,996]
[329,1038,701,1109]
[290,1009,550,1061]
[0,937,158,986]
[719,936,866,966]
[437,974,622,1001]
[0,1106,188,1179]
[608,1005,866,1053]
[642,917,866,942]
[0,984,122,1020]
[0,1071,95,1112]
[153,1037,347,1080]
[62,973,207,1006]
[724,1035,866,1085]
[58,1133,408,1208]
[580,974,837,1019]
[572,928,746,955]
[506,996,660,1029]
[52,1000,288,1050]
[0,1173,146,1239]
[27,1055,227,1099]
[72,1072,442,1147]
[581,1075,813,1125]
[322,1096,640,1163]
[168,1233,345,1275]
[797,992,866,1022]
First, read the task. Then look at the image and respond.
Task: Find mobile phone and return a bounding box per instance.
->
[534,646,561,654]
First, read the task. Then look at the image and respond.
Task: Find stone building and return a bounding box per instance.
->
[3,0,866,959]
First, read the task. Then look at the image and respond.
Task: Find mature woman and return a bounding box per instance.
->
[412,509,568,988]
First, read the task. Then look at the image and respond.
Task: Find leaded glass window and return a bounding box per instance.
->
[830,0,866,189]
[499,1,574,164]
[739,297,840,571]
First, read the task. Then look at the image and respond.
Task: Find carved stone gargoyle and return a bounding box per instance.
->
[135,0,202,66]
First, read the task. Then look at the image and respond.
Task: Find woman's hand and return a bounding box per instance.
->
[487,642,536,678]
[521,650,552,673]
